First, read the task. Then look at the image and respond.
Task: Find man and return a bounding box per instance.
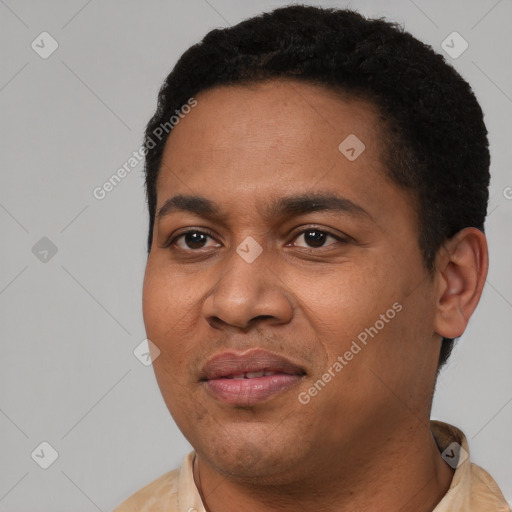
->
[113,5,510,511]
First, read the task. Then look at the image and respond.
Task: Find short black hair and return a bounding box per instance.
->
[142,5,490,372]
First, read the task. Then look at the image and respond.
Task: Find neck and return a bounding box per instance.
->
[193,419,455,512]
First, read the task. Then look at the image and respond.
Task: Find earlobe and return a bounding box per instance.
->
[433,227,489,339]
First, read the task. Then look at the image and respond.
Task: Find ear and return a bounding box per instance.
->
[433,227,489,339]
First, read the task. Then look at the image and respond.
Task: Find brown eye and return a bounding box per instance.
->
[180,232,209,249]
[166,230,220,250]
[293,229,343,248]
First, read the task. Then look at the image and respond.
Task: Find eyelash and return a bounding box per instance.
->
[162,227,349,251]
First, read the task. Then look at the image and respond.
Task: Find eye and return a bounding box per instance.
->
[163,227,348,252]
[165,230,220,250]
[291,228,347,249]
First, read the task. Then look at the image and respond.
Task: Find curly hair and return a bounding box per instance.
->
[142,5,490,372]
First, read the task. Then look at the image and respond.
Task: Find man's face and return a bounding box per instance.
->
[143,80,442,483]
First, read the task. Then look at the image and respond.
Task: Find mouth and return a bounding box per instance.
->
[200,349,306,406]
[220,370,290,379]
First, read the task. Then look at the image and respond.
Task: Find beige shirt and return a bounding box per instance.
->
[112,420,510,512]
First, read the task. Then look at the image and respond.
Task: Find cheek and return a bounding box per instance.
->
[142,262,159,318]
[142,264,187,335]
[142,264,202,370]
[292,264,398,348]
[142,271,195,418]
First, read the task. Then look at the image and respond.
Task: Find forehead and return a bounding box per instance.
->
[153,79,415,235]
[166,80,379,147]
[158,80,385,190]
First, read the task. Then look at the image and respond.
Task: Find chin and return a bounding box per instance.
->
[196,431,308,485]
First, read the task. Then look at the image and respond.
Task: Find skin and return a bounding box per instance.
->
[142,79,488,512]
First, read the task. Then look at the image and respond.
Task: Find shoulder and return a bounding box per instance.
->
[466,462,511,511]
[112,467,181,512]
[430,420,510,511]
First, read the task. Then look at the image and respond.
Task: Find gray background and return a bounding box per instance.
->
[0,0,510,510]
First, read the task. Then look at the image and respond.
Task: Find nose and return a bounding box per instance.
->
[202,246,294,330]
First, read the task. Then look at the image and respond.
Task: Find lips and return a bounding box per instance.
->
[200,349,306,406]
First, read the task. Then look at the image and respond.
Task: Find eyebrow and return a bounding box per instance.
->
[156,192,374,222]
